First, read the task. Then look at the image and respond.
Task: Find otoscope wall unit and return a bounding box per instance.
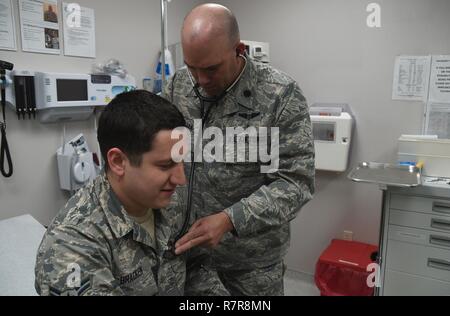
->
[3,71,136,123]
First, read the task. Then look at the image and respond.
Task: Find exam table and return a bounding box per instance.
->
[0,215,46,296]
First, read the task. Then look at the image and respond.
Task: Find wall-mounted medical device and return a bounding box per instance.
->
[310,103,354,172]
[5,71,136,123]
[11,70,36,120]
[35,72,136,123]
[57,133,98,192]
[1,60,14,178]
[242,40,270,64]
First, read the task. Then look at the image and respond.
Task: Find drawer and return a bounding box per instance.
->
[390,194,450,217]
[389,209,450,233]
[383,269,450,296]
[385,239,450,282]
[388,225,450,250]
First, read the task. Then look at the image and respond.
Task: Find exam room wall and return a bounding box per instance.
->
[0,0,202,225]
[214,0,450,275]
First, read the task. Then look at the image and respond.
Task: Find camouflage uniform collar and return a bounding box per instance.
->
[221,58,258,117]
[94,172,156,249]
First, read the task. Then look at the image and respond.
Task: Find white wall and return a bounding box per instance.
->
[0,0,201,225]
[213,0,450,274]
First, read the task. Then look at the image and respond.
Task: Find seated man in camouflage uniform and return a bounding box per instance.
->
[35,90,228,296]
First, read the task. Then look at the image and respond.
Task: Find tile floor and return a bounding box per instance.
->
[284,270,321,296]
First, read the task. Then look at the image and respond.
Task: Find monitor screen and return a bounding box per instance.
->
[56,79,88,102]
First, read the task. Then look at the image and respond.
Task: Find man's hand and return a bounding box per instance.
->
[174,211,234,255]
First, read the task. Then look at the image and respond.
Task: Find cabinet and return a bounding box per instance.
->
[380,186,450,295]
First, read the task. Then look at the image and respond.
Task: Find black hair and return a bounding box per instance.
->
[97,90,186,170]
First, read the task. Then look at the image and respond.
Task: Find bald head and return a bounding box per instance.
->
[182,3,240,48]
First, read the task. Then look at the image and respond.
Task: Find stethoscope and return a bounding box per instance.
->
[172,54,248,248]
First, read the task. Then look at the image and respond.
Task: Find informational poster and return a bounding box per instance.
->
[19,0,61,54]
[0,0,17,51]
[62,3,96,58]
[429,55,450,103]
[424,102,450,139]
[392,55,431,101]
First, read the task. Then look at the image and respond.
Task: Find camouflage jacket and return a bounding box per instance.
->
[163,58,315,270]
[35,172,186,296]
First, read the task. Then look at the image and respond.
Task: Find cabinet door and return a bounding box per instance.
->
[388,225,450,251]
[390,194,450,217]
[386,239,450,282]
[390,209,450,234]
[384,270,450,296]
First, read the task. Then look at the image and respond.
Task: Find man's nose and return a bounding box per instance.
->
[171,163,187,186]
[196,71,211,87]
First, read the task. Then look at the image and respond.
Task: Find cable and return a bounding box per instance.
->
[0,123,13,178]
[171,57,247,250]
[173,91,217,246]
[62,124,66,154]
[1,72,13,178]
[93,109,102,169]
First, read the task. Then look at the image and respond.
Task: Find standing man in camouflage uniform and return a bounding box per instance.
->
[164,4,315,296]
[35,91,227,296]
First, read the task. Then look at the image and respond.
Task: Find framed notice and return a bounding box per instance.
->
[19,0,61,54]
[0,0,17,51]
[62,3,96,58]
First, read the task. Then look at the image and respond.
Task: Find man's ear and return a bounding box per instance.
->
[107,148,127,177]
[236,42,246,57]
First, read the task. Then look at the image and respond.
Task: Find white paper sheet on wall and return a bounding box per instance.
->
[62,3,96,58]
[429,55,450,104]
[424,102,450,139]
[19,0,61,54]
[0,0,17,51]
[392,55,431,101]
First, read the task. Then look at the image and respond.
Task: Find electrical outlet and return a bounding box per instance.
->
[343,230,353,241]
